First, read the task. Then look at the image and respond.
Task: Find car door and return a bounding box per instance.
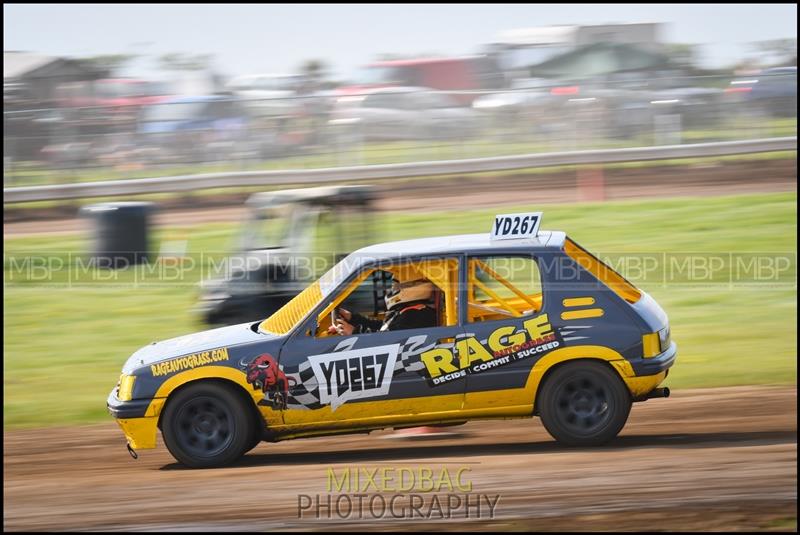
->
[278,256,466,427]
[459,253,560,414]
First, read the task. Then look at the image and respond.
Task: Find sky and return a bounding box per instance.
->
[4,3,797,80]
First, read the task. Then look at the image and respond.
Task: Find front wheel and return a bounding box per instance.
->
[538,361,631,446]
[161,382,253,468]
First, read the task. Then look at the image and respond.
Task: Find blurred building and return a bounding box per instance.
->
[573,23,662,50]
[530,42,671,80]
[343,55,507,102]
[486,22,664,77]
[3,51,107,102]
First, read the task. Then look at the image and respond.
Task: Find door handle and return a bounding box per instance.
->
[437,337,455,345]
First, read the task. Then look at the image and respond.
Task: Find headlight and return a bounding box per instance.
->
[117,374,136,401]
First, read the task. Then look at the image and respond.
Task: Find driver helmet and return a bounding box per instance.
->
[385,277,435,311]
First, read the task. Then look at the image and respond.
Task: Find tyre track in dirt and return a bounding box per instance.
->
[3,386,797,531]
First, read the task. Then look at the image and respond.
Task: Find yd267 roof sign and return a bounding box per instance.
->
[491,212,542,241]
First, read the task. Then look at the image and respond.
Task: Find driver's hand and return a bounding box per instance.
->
[328,318,354,336]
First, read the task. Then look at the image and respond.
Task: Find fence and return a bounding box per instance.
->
[3,74,797,191]
[4,137,796,203]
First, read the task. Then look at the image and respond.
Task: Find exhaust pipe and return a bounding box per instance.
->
[646,387,670,399]
[127,443,138,459]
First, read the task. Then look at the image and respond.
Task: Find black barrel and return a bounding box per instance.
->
[81,202,155,268]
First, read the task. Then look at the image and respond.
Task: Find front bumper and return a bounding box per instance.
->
[107,389,163,450]
[107,389,150,419]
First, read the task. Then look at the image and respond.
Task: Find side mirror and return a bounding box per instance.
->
[308,316,320,338]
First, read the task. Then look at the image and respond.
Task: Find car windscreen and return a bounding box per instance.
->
[257,252,362,335]
[244,207,293,250]
[258,279,324,335]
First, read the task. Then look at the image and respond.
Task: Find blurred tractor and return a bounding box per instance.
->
[196,185,377,326]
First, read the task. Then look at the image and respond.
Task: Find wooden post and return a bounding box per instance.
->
[576,165,606,202]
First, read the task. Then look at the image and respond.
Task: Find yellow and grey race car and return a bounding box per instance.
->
[108,213,676,468]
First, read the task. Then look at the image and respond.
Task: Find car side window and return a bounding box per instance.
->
[314,257,460,337]
[466,255,543,323]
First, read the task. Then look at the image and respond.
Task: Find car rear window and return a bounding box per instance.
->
[563,238,641,304]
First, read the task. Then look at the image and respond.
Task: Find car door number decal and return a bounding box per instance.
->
[308,344,400,410]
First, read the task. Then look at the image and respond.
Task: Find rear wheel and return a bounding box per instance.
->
[162,382,252,468]
[538,361,631,446]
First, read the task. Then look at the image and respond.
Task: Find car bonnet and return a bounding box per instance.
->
[122,322,278,374]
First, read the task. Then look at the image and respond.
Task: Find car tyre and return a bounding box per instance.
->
[538,361,631,447]
[162,382,252,468]
[245,412,263,454]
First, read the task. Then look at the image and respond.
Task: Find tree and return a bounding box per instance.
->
[299,59,328,87]
[665,43,698,71]
[300,59,327,79]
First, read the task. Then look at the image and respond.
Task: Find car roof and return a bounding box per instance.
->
[318,231,566,298]
[246,185,375,208]
[353,231,566,258]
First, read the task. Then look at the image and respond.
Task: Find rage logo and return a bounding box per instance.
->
[241,354,295,410]
[420,314,561,386]
[308,344,400,411]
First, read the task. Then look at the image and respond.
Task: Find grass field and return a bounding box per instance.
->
[3,191,797,428]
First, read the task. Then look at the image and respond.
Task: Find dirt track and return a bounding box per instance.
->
[4,386,797,531]
[4,158,796,236]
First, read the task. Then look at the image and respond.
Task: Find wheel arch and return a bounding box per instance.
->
[522,345,632,415]
[153,367,265,434]
[531,357,627,416]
